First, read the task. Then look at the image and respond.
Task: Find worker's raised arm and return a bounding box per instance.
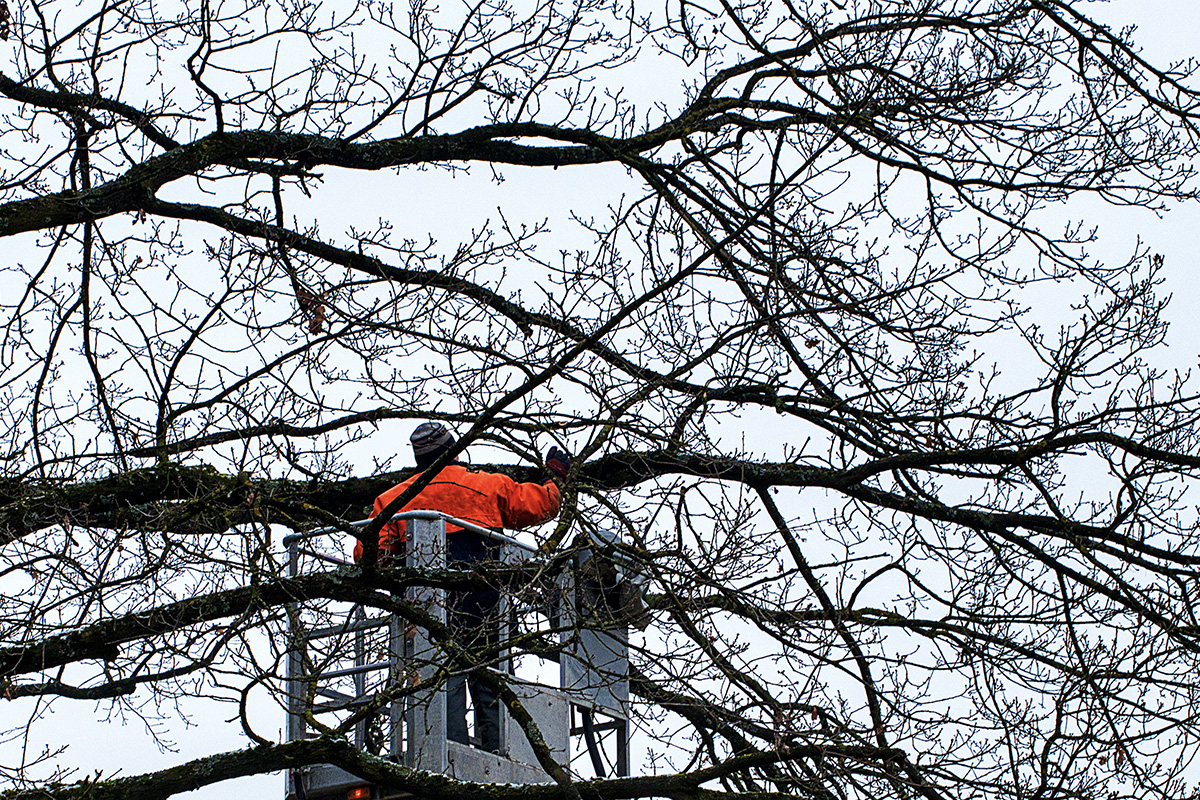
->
[496,446,571,529]
[496,475,561,529]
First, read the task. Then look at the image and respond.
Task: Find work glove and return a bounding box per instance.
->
[544,446,572,483]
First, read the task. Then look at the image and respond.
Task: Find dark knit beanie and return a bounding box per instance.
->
[411,422,456,467]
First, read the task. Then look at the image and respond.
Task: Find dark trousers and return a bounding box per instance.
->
[445,530,502,753]
[446,670,500,752]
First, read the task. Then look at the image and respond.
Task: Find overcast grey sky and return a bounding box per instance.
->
[3,1,1200,797]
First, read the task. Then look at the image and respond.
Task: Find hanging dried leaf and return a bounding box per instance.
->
[294,286,327,334]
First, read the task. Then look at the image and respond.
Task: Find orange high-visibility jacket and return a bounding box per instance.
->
[354,464,561,560]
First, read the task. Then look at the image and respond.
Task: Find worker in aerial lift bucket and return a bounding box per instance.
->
[355,421,571,754]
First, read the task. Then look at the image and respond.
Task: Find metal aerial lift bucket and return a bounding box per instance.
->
[282,511,633,799]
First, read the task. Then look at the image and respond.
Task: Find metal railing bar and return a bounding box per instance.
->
[304,618,393,639]
[299,662,394,681]
[283,510,537,554]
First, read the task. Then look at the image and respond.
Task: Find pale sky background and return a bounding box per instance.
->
[2,1,1200,798]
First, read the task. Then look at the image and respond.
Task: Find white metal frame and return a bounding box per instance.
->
[282,511,631,800]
